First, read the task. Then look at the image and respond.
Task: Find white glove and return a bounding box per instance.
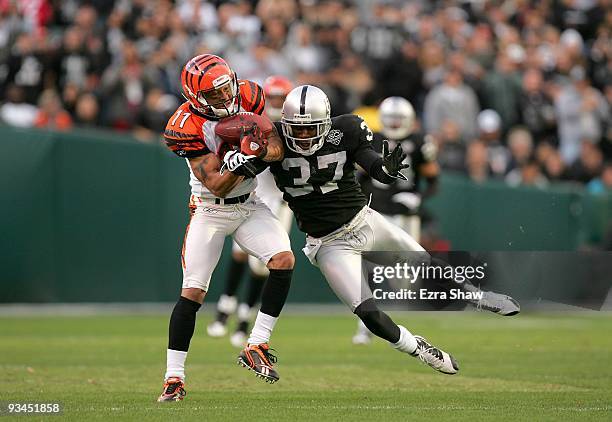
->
[391,192,421,211]
[221,150,256,175]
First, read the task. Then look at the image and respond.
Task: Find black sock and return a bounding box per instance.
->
[236,320,249,333]
[245,274,266,308]
[259,269,293,317]
[214,310,230,324]
[223,258,247,296]
[168,296,202,351]
[354,299,400,343]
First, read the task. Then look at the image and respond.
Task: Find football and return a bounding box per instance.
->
[215,112,274,157]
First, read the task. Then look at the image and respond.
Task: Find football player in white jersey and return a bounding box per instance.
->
[207,76,295,348]
[158,56,294,401]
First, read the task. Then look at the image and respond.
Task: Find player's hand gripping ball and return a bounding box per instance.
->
[239,123,268,157]
[215,112,273,158]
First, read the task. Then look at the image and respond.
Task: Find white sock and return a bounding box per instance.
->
[217,294,238,314]
[237,303,253,322]
[356,319,371,336]
[390,325,417,355]
[247,311,277,345]
[165,349,188,380]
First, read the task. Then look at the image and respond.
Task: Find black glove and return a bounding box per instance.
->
[382,140,410,181]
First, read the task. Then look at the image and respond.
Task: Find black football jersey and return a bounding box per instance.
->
[270,115,376,237]
[360,132,437,216]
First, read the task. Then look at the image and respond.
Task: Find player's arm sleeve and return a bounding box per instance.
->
[349,116,396,184]
[242,81,266,115]
[249,157,270,176]
[163,129,210,158]
[163,109,211,158]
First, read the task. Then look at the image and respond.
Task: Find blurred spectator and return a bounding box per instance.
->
[479,46,523,133]
[377,39,423,106]
[227,42,290,85]
[476,109,510,178]
[133,88,178,142]
[506,158,549,189]
[542,149,569,182]
[465,140,492,184]
[177,0,218,33]
[3,32,46,104]
[327,53,374,115]
[520,68,557,145]
[507,127,534,172]
[566,140,604,184]
[284,23,327,77]
[436,120,466,173]
[424,69,479,141]
[555,66,610,164]
[73,93,100,128]
[587,162,612,195]
[0,84,38,128]
[100,40,150,130]
[61,82,80,117]
[34,89,73,131]
[350,1,404,69]
[0,0,608,195]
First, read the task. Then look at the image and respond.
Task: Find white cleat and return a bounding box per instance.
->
[230,331,247,348]
[412,335,459,375]
[207,321,227,338]
[352,332,372,345]
[473,290,521,316]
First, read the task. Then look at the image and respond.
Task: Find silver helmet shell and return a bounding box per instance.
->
[281,85,332,156]
[379,96,415,140]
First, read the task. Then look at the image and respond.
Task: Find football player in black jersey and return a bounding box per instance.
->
[238,85,460,378]
[352,97,520,346]
[360,97,439,242]
[354,96,440,345]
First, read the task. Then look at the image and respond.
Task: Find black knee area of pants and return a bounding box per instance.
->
[246,274,266,307]
[168,296,202,352]
[354,298,400,343]
[259,269,293,318]
[223,259,247,296]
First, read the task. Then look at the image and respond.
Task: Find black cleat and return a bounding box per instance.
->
[237,343,279,383]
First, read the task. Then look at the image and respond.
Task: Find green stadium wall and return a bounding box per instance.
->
[1,126,611,303]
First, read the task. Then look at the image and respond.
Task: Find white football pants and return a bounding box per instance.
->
[303,206,425,311]
[181,194,291,291]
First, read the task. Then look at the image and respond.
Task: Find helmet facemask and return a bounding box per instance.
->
[198,73,239,118]
[381,112,413,140]
[282,118,331,156]
[379,96,415,141]
[280,85,332,156]
[184,72,240,119]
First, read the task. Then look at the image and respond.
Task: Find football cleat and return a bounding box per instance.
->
[471,290,521,316]
[237,343,279,383]
[157,377,186,402]
[230,330,247,348]
[352,332,372,345]
[411,335,459,375]
[352,321,373,345]
[207,321,228,337]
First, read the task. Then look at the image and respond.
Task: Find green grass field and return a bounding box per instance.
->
[1,311,611,421]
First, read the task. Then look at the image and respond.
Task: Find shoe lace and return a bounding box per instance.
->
[164,380,182,395]
[416,339,443,363]
[261,347,278,364]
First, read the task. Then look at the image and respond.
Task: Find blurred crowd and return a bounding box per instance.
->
[0,0,611,192]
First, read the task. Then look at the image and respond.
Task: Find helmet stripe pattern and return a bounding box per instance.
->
[299,85,308,115]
